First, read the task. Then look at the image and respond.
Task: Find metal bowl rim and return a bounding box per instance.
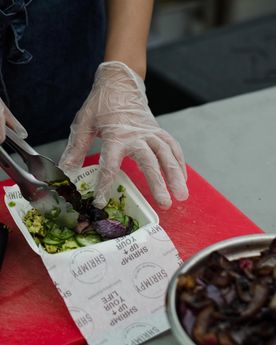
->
[166,233,276,345]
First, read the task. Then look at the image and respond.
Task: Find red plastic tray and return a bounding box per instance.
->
[0,155,263,345]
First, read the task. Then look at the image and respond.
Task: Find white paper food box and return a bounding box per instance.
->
[4,165,159,255]
[4,165,181,345]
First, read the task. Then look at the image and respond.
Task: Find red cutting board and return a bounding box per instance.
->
[0,154,263,345]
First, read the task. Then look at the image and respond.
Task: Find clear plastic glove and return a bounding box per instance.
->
[0,98,28,144]
[59,61,188,209]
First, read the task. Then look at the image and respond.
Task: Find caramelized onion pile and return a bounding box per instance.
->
[176,238,276,345]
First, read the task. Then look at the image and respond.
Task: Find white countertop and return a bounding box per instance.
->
[158,86,276,235]
[147,86,276,345]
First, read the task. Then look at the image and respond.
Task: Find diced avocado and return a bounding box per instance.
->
[23,209,46,236]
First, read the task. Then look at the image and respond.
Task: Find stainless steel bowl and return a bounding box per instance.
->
[166,234,276,345]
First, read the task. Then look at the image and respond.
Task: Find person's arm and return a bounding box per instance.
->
[104,0,154,79]
[59,0,188,209]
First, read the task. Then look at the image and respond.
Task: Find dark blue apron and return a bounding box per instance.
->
[0,0,106,146]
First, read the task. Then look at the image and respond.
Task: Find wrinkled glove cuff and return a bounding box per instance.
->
[97,61,146,93]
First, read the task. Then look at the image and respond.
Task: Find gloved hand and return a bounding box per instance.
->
[59,61,188,209]
[0,98,27,144]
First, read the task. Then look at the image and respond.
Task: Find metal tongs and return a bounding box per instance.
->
[0,126,80,228]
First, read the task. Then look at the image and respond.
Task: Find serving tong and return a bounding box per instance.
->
[0,126,80,228]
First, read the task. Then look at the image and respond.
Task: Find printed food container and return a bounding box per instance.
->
[4,164,159,255]
[166,233,276,345]
[3,164,182,345]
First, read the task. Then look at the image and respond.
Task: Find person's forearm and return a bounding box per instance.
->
[104,0,154,79]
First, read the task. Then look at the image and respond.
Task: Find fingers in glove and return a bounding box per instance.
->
[128,141,172,209]
[5,113,28,139]
[147,136,189,201]
[159,130,187,180]
[59,124,97,176]
[93,142,125,209]
[0,99,27,142]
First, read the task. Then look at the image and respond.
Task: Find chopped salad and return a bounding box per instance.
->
[23,185,139,254]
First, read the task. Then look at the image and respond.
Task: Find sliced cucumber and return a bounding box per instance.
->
[75,233,102,247]
[49,227,75,240]
[43,235,62,245]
